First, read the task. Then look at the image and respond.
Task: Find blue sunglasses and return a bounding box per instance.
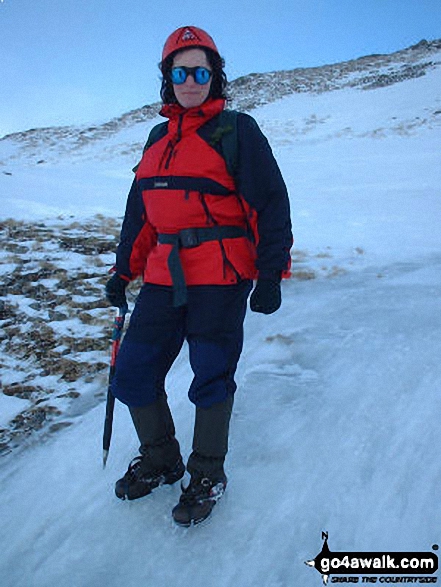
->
[171,66,212,85]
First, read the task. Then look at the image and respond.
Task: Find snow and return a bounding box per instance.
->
[0,394,32,428]
[1,59,441,586]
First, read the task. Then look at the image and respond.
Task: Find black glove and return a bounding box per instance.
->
[250,273,282,315]
[105,274,128,308]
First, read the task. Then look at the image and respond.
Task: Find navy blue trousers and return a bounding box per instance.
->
[111,281,252,408]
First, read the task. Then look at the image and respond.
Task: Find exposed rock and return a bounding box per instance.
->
[0,216,123,454]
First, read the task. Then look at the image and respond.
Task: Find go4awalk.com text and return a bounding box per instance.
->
[305,533,438,585]
[321,553,437,575]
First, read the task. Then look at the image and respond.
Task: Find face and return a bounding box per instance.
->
[172,48,212,109]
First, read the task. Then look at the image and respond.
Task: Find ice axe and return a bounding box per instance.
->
[102,304,128,468]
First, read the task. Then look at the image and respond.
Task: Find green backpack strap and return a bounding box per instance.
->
[210,109,239,179]
[215,110,255,241]
[132,121,168,172]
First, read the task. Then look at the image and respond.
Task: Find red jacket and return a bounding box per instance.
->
[116,98,292,288]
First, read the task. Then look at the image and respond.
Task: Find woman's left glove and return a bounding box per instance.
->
[250,273,282,315]
[105,274,128,308]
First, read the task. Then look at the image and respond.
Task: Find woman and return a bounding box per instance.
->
[105,26,292,526]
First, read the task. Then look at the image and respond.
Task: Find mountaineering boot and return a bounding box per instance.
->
[115,393,184,500]
[171,468,227,527]
[172,395,233,526]
[115,436,185,500]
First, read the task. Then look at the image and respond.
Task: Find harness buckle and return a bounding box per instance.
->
[178,228,200,248]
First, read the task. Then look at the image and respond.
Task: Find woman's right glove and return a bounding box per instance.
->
[105,274,128,308]
[250,272,282,315]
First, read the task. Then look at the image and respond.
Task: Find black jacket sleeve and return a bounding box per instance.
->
[236,113,293,276]
[115,178,157,280]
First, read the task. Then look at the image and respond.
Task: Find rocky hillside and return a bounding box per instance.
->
[0,216,122,453]
[229,38,441,109]
[0,38,440,166]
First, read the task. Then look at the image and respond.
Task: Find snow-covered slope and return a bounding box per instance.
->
[0,40,440,587]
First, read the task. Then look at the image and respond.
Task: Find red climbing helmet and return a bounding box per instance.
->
[162,26,220,62]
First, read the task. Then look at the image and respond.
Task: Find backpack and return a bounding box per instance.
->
[134,109,239,178]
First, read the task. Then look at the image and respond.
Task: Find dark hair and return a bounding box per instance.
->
[159,47,228,105]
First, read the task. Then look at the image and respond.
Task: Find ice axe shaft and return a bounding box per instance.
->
[103,305,128,467]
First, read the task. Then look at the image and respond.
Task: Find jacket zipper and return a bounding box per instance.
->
[164,114,184,170]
